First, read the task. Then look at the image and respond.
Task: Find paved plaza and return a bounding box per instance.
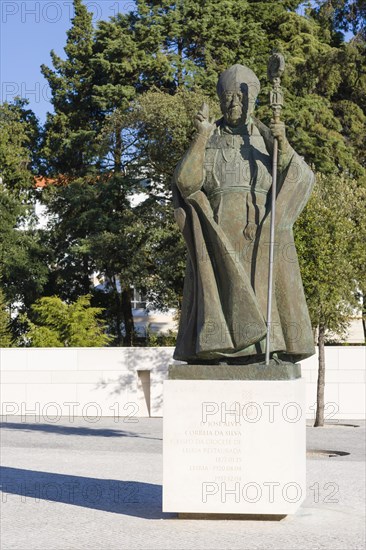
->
[0,416,365,550]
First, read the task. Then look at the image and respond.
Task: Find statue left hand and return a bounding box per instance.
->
[270,121,289,152]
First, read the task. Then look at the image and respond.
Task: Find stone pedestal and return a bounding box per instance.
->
[163,375,305,515]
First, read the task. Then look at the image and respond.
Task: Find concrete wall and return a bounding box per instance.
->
[0,346,365,420]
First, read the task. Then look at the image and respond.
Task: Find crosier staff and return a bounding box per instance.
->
[265,52,285,366]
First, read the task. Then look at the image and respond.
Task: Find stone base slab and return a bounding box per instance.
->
[163,378,306,515]
[169,362,301,380]
[177,513,286,521]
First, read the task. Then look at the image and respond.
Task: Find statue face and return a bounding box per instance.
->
[220,89,255,127]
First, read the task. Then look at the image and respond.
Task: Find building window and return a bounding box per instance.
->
[131,287,146,309]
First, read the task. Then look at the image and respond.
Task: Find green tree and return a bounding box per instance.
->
[39,0,366,350]
[0,100,49,335]
[0,289,12,347]
[22,295,111,347]
[132,88,221,309]
[349,181,366,340]
[41,131,150,345]
[312,1,366,39]
[295,173,362,426]
[41,2,146,343]
[130,0,365,180]
[41,0,98,175]
[0,99,40,192]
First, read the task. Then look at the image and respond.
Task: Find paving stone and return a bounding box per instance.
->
[0,416,365,550]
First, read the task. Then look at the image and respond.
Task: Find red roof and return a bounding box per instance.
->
[34,175,71,188]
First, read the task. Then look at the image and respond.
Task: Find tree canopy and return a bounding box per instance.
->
[22,294,111,347]
[0,0,365,347]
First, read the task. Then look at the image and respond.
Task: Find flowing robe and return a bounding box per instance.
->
[173,119,315,363]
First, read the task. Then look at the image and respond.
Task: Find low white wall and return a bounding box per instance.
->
[301,346,365,420]
[0,347,171,420]
[0,346,365,420]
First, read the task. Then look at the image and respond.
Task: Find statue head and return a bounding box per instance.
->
[217,64,260,127]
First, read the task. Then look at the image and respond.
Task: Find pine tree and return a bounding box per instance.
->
[312,1,366,40]
[41,0,98,175]
[0,99,37,192]
[39,0,366,349]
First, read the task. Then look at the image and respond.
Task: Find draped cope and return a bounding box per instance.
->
[173,119,315,363]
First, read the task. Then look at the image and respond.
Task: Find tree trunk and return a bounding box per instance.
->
[114,289,123,346]
[114,125,122,172]
[177,39,183,87]
[82,257,91,294]
[121,287,134,346]
[109,275,123,346]
[314,325,326,427]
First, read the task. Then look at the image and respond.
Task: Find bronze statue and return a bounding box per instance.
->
[172,63,315,365]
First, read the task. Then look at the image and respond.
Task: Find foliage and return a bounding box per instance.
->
[41,0,98,175]
[0,99,40,192]
[22,295,111,347]
[34,0,366,348]
[0,289,12,347]
[0,101,49,328]
[294,172,365,426]
[136,88,220,179]
[146,327,177,347]
[312,1,366,39]
[295,173,361,336]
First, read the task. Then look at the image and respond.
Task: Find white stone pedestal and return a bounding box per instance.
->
[163,378,306,515]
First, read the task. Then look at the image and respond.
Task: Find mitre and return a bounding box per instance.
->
[217,64,260,100]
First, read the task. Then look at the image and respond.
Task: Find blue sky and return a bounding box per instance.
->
[0,1,133,121]
[0,1,353,124]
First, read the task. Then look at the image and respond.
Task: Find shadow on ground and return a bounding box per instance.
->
[0,466,173,519]
[0,422,162,440]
